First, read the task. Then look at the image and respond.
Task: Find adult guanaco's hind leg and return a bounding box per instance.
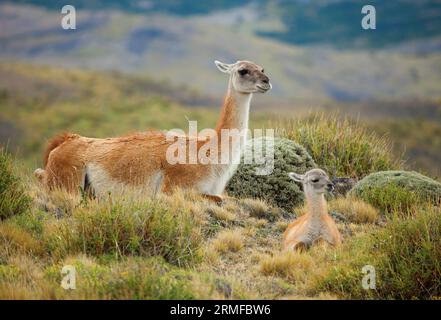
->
[201,194,224,206]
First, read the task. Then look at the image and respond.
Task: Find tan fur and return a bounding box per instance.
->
[283,169,342,250]
[34,60,272,200]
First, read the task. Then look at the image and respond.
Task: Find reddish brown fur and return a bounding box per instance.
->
[43,133,74,167]
[36,60,270,200]
[216,94,235,132]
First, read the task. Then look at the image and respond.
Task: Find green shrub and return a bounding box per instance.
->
[8,210,48,238]
[317,207,441,299]
[350,170,441,214]
[44,257,223,299]
[276,113,402,179]
[0,149,31,220]
[226,137,316,211]
[44,197,204,266]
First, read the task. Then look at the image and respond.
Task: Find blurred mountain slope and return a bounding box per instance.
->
[0,62,219,165]
[13,0,441,49]
[1,3,441,102]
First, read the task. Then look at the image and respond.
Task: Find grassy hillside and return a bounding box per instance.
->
[0,62,440,299]
[1,61,440,177]
[368,118,441,179]
[0,115,440,299]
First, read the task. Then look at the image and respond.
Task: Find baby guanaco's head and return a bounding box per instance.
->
[288,168,334,195]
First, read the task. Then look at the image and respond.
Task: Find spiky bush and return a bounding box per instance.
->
[226,137,316,211]
[328,197,379,224]
[0,149,31,220]
[276,113,402,179]
[43,196,205,266]
[350,171,441,214]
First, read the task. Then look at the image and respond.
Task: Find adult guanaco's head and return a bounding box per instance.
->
[214,60,272,94]
[288,168,334,195]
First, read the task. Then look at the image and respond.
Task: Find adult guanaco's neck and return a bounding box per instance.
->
[305,192,328,223]
[215,80,252,134]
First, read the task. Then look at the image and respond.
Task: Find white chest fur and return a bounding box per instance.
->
[197,90,251,196]
[196,138,245,195]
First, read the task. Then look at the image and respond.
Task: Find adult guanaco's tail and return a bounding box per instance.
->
[34,132,72,182]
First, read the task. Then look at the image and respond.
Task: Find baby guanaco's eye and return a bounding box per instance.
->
[311,179,319,183]
[238,69,249,76]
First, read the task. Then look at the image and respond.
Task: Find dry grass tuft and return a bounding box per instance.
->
[211,229,244,254]
[206,205,236,222]
[259,251,314,281]
[32,187,80,218]
[238,198,280,221]
[329,197,379,224]
[0,223,44,258]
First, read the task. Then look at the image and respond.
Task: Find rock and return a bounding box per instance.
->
[332,177,357,196]
[329,210,347,223]
[226,137,316,212]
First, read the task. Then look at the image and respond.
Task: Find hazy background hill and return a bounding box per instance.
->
[0,1,440,176]
[2,1,441,102]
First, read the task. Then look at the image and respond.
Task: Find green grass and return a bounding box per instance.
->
[317,206,441,299]
[1,141,440,300]
[276,113,403,179]
[0,149,31,220]
[42,194,205,266]
[42,256,222,300]
[0,186,276,299]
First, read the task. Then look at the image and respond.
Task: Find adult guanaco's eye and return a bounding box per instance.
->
[311,179,319,183]
[238,69,249,76]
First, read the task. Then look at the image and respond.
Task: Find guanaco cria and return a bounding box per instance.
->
[283,169,342,250]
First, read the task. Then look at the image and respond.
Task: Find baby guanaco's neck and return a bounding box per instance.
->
[305,192,328,222]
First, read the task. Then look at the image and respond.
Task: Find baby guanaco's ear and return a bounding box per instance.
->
[288,172,304,182]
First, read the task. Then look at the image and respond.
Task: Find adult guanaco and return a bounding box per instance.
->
[34,60,272,203]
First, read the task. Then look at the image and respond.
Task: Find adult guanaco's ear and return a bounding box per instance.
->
[214,60,233,74]
[288,172,304,182]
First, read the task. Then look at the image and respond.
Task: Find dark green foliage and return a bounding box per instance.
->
[350,171,441,214]
[227,137,316,211]
[0,149,31,220]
